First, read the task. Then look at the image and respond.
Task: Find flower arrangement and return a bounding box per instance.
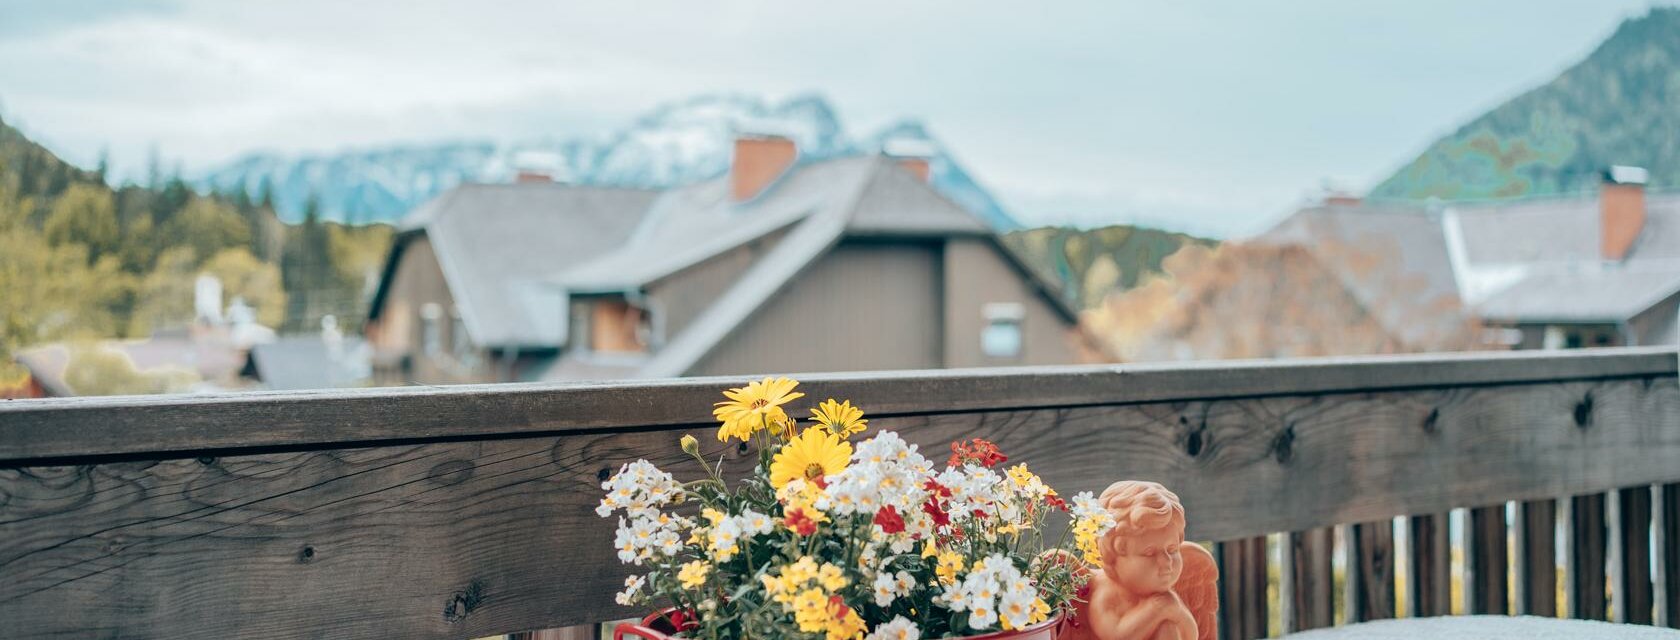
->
[598,377,1117,639]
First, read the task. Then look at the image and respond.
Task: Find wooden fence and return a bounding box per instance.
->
[1,347,1678,638]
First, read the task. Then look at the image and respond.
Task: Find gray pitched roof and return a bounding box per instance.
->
[1477,269,1680,322]
[247,336,369,390]
[1260,190,1680,329]
[551,157,877,291]
[542,155,1072,380]
[375,183,659,347]
[1451,191,1680,265]
[1257,204,1468,349]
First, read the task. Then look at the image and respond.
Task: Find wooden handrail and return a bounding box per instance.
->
[0,347,1676,639]
[3,346,1674,464]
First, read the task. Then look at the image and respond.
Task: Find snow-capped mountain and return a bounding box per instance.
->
[198,94,1020,230]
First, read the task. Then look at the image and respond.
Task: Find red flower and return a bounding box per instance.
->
[828,595,852,619]
[921,497,950,527]
[1046,494,1068,512]
[923,479,953,498]
[873,506,906,534]
[948,438,1008,468]
[785,508,818,536]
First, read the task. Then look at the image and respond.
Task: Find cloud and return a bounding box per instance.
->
[0,0,1660,232]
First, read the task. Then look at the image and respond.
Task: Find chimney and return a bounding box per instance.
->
[730,133,798,202]
[882,138,937,183]
[515,170,553,184]
[1600,165,1648,261]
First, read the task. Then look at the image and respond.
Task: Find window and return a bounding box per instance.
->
[449,307,474,362]
[980,302,1024,359]
[590,298,652,353]
[419,302,443,356]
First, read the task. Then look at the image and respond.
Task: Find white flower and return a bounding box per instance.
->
[999,591,1038,631]
[866,616,921,640]
[940,554,1033,631]
[871,569,915,607]
[615,574,646,605]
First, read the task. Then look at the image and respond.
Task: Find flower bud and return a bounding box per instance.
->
[680,434,700,456]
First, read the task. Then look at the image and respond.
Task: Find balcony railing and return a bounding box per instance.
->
[1,347,1678,639]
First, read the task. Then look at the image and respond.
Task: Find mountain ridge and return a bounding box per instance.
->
[1371,7,1680,200]
[199,93,1021,230]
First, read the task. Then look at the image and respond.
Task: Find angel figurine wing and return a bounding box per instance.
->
[1173,542,1220,640]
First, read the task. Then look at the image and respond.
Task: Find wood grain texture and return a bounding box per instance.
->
[1283,527,1334,632]
[1613,486,1654,624]
[1408,513,1451,618]
[4,347,1674,463]
[1467,505,1510,615]
[1344,521,1395,623]
[1517,499,1558,617]
[1569,493,1609,620]
[1215,536,1268,640]
[1659,483,1679,628]
[0,351,1675,638]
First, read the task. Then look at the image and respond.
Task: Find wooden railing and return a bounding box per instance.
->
[1,347,1678,639]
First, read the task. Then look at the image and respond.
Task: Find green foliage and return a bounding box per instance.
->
[161,197,252,266]
[43,183,120,260]
[127,246,199,336]
[203,247,287,328]
[61,342,198,396]
[0,223,134,366]
[1372,7,1680,199]
[0,118,396,394]
[1002,224,1216,309]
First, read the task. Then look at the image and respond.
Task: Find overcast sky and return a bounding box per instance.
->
[0,1,1665,236]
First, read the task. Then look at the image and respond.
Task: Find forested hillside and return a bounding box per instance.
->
[1002,224,1216,310]
[0,117,389,384]
[1372,8,1680,199]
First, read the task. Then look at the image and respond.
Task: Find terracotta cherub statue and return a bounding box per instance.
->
[1062,481,1218,640]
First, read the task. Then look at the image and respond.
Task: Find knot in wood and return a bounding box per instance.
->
[442,580,485,623]
[1422,408,1440,434]
[1574,393,1594,429]
[298,545,315,563]
[1185,429,1204,458]
[1272,424,1295,464]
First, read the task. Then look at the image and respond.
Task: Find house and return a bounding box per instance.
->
[364,134,1086,384]
[1260,166,1680,351]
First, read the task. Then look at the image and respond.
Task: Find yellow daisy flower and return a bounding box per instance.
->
[713,377,805,442]
[809,398,868,438]
[769,428,851,489]
[677,560,709,589]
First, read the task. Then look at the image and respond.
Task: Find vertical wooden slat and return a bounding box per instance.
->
[1467,505,1510,614]
[1614,486,1654,624]
[1282,527,1334,632]
[511,626,597,640]
[1517,499,1558,617]
[1569,493,1609,620]
[1659,482,1680,628]
[1216,536,1269,640]
[1408,513,1451,617]
[1344,520,1396,623]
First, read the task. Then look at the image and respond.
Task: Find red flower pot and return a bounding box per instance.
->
[613,609,1064,639]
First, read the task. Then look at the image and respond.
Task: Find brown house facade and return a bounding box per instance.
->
[365,136,1085,384]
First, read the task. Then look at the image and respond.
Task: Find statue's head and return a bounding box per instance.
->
[1097,481,1186,595]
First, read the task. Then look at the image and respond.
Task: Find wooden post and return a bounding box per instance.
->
[1216,536,1270,640]
[1467,505,1510,614]
[1614,486,1654,624]
[1569,493,1609,620]
[1408,513,1452,617]
[1344,520,1395,622]
[1282,527,1334,632]
[1516,499,1558,617]
[1658,482,1680,628]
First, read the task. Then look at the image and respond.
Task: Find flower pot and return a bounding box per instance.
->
[613,609,1065,640]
